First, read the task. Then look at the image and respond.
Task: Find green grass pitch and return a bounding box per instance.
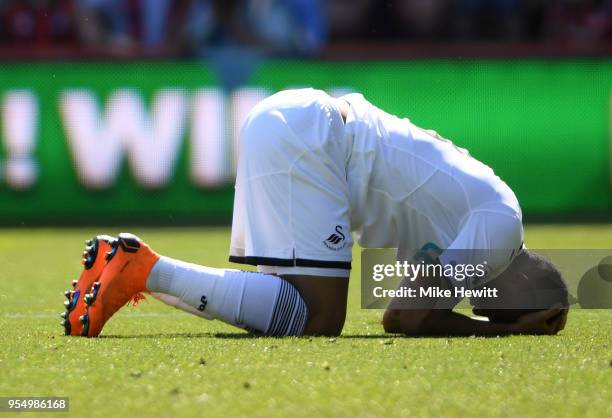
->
[0,225,610,418]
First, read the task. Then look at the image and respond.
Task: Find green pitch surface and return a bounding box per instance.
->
[0,225,610,418]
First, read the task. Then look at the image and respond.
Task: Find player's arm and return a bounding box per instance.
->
[382,273,567,337]
[384,304,567,337]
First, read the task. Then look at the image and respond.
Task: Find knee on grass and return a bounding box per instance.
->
[303,310,346,337]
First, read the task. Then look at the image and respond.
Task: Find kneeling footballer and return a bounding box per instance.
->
[60,88,569,338]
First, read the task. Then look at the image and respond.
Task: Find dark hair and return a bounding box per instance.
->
[471,249,569,323]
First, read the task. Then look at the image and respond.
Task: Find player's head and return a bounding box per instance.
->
[471,249,569,322]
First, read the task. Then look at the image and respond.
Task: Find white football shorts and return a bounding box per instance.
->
[229,89,353,277]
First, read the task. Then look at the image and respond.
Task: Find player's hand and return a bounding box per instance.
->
[510,305,568,335]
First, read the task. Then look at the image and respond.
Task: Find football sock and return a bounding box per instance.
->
[146,256,308,336]
[150,292,206,318]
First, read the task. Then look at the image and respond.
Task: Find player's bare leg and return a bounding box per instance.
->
[280,275,348,336]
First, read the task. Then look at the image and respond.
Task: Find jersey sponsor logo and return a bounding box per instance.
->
[324,225,346,251]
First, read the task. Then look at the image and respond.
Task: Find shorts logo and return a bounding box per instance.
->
[198,295,208,312]
[324,225,346,251]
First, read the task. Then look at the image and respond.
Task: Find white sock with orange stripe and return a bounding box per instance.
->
[146,256,307,336]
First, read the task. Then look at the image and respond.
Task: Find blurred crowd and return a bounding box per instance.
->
[0,0,610,57]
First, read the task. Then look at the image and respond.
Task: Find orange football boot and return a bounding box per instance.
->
[81,233,160,337]
[60,235,115,336]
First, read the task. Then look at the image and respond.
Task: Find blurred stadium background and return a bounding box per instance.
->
[0,0,611,225]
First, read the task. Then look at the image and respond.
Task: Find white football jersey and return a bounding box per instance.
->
[342,92,521,251]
